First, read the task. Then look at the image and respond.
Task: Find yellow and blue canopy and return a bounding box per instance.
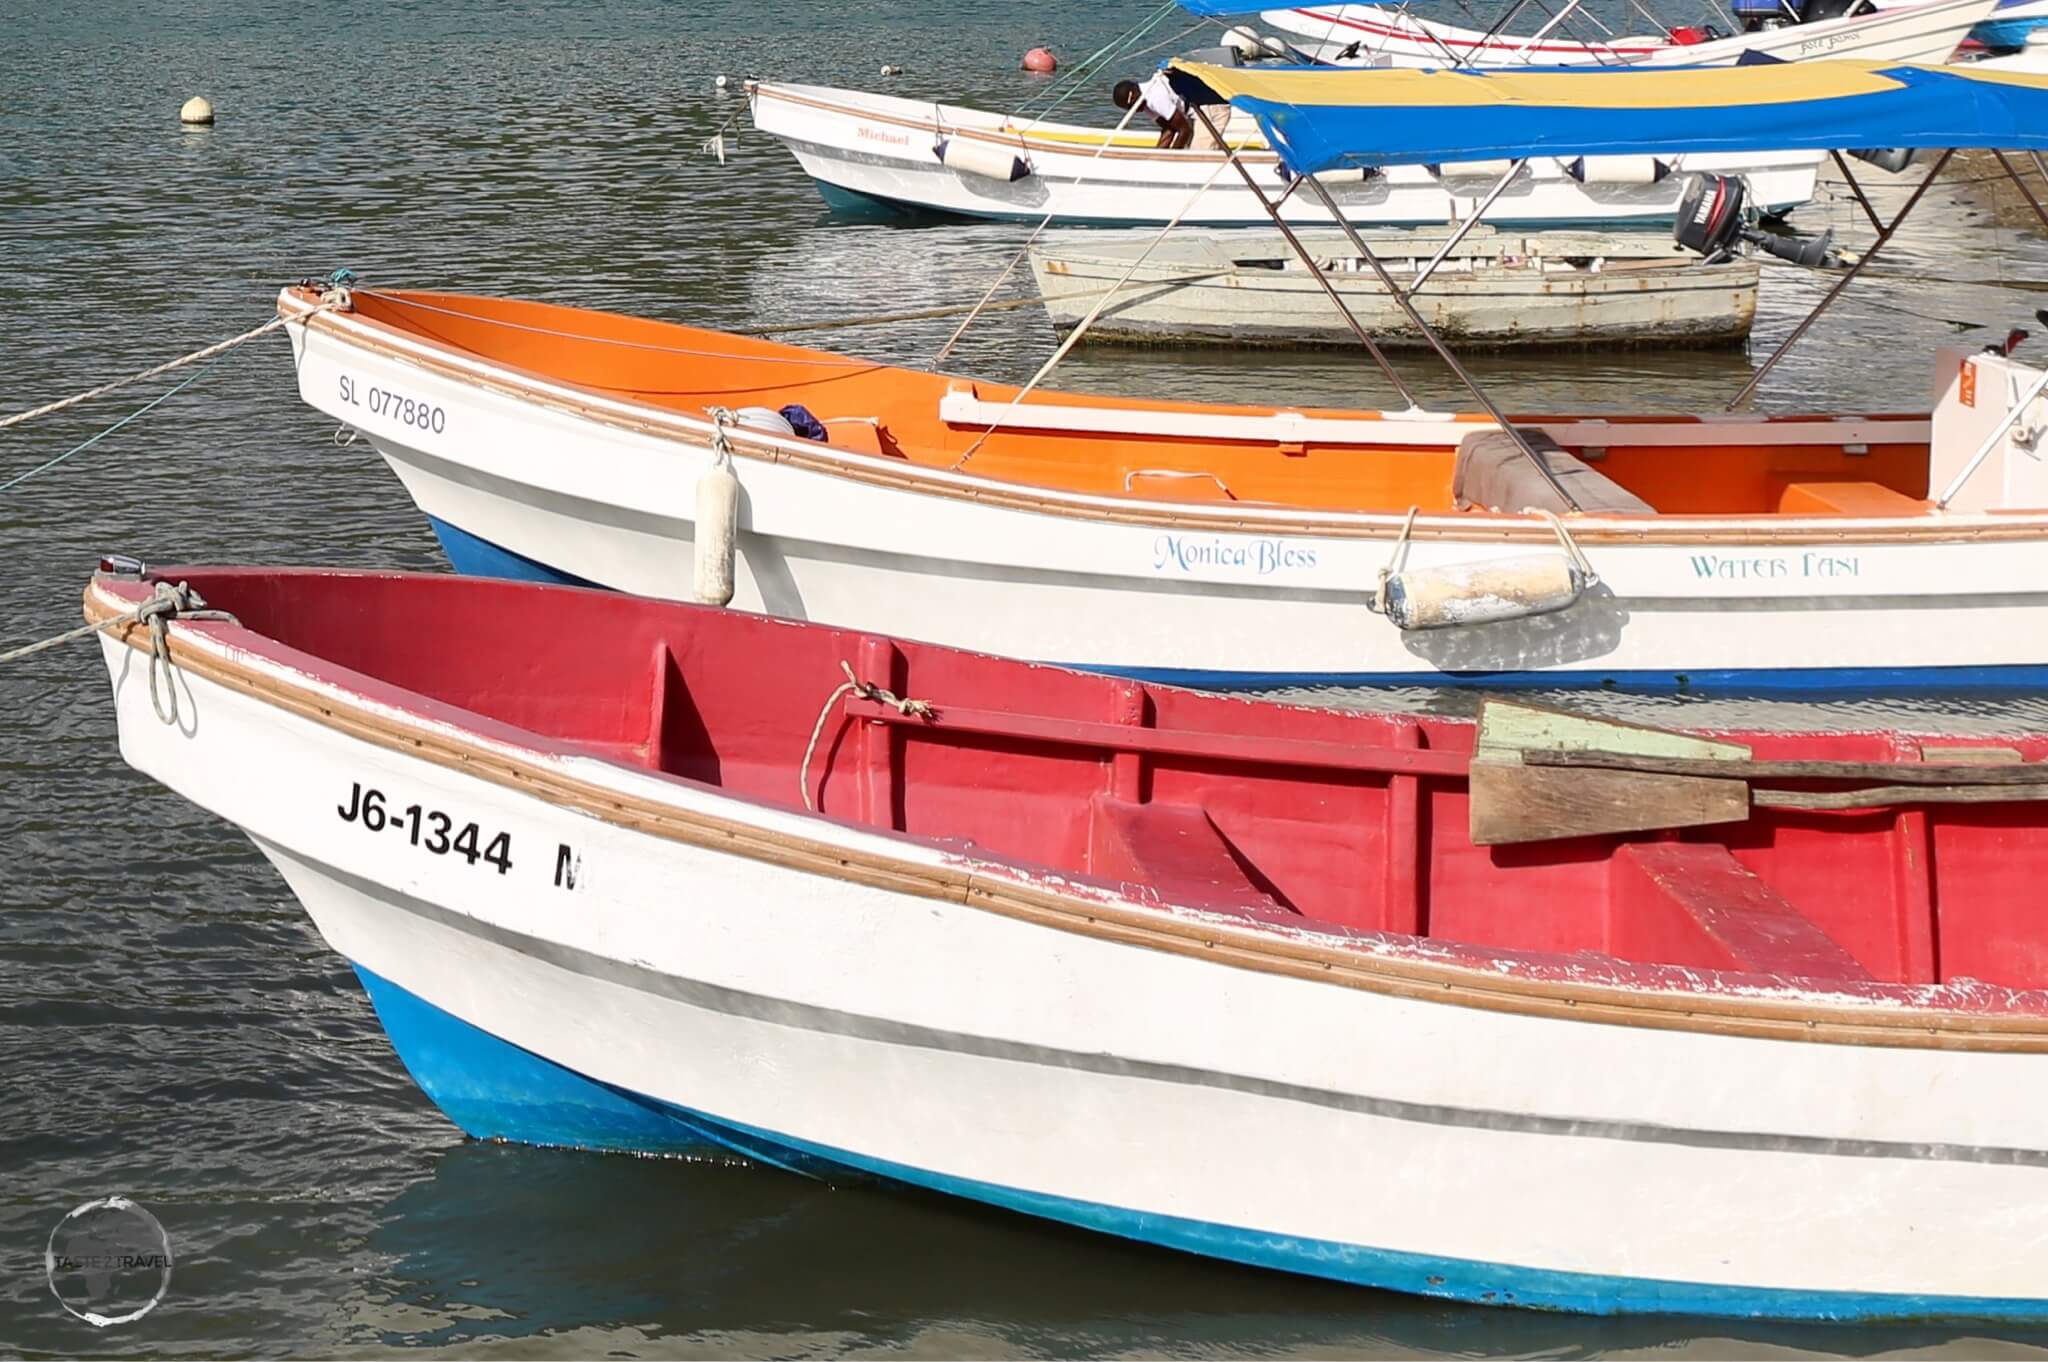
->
[1166,59,2048,175]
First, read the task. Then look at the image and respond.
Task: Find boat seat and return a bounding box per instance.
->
[1773,480,1928,516]
[1454,427,1655,515]
[1087,795,1295,920]
[1609,843,1872,982]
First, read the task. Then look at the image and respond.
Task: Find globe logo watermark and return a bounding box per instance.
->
[45,1197,172,1327]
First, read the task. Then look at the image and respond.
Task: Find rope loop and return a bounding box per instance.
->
[799,660,935,811]
[705,406,737,469]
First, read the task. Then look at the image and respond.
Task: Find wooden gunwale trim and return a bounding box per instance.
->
[86,579,2048,1051]
[285,296,2048,549]
[749,83,1269,166]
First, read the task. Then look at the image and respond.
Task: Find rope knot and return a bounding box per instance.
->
[838,660,935,718]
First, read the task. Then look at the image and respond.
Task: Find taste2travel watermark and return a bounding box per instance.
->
[45,1196,173,1327]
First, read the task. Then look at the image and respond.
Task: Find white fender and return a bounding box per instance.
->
[693,459,740,607]
[1564,155,1671,185]
[935,137,1032,183]
[1382,554,1586,630]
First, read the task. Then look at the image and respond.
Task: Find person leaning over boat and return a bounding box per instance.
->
[1112,73,1232,150]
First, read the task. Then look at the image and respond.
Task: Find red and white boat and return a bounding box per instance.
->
[89,562,2048,1320]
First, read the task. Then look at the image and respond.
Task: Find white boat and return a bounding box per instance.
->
[1027,227,1761,349]
[85,561,2048,1320]
[745,81,1822,227]
[1262,0,1997,66]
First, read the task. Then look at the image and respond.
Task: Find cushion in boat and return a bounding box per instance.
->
[1453,427,1655,516]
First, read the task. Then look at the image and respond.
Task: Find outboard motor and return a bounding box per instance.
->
[1674,173,1835,267]
[1730,0,1795,31]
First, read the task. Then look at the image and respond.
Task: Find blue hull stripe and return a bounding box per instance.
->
[353,964,2048,1321]
[424,515,2048,696]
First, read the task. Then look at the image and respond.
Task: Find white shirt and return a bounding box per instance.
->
[1136,71,1182,122]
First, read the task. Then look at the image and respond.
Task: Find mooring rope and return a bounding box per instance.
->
[0,295,350,494]
[2,580,239,727]
[0,313,300,433]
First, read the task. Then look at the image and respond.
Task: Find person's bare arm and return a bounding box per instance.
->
[1157,107,1193,150]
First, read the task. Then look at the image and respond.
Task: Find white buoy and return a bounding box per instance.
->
[714,74,730,90]
[880,63,904,76]
[179,96,214,126]
[694,454,741,607]
[1221,25,1262,55]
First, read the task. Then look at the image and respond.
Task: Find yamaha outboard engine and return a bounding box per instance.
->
[1674,174,1835,267]
[1730,0,1865,29]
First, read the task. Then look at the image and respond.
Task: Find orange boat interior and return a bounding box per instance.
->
[146,567,2048,995]
[330,287,1945,520]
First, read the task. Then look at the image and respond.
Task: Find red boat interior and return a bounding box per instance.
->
[141,568,2048,993]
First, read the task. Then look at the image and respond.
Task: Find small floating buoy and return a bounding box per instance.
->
[880,63,904,76]
[179,96,214,126]
[1022,47,1058,73]
[714,74,730,90]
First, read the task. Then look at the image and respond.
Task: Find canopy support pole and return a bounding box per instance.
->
[1286,153,1582,510]
[1827,152,1886,235]
[1511,0,1588,59]
[1726,148,1951,413]
[1407,159,1527,297]
[1992,150,2048,236]
[1192,104,1422,409]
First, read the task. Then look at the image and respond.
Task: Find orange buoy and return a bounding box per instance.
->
[1022,47,1057,73]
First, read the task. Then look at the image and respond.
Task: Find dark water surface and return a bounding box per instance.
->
[7,3,2048,1356]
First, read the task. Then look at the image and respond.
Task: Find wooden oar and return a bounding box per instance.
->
[1467,699,2040,845]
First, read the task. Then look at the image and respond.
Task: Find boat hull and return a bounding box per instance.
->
[287,300,2048,695]
[1027,230,1759,350]
[748,83,1821,228]
[92,606,2048,1321]
[1265,0,1996,67]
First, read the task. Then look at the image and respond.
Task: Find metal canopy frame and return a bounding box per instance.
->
[1196,103,1583,509]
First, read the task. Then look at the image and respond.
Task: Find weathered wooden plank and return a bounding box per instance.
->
[1468,759,1750,845]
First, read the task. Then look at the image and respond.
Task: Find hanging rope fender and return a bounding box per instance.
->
[799,661,936,812]
[1,577,239,726]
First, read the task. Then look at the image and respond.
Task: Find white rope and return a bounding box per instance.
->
[0,310,325,433]
[950,153,1237,469]
[799,660,934,812]
[2,580,236,727]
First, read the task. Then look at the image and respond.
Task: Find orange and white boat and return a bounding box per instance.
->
[280,278,2048,694]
